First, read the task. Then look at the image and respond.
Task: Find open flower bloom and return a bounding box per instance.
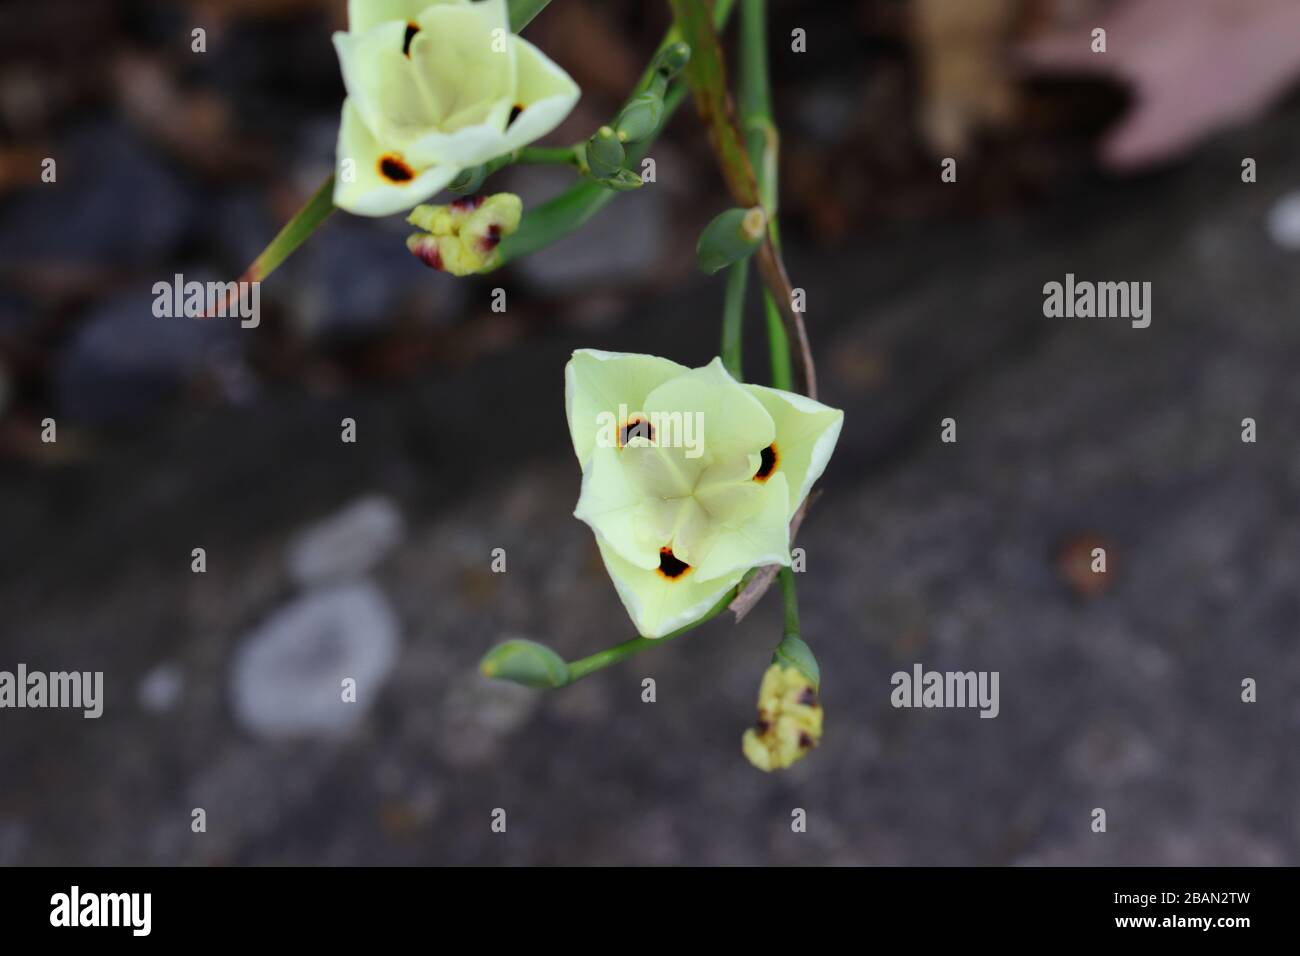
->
[333,0,580,216]
[565,350,844,638]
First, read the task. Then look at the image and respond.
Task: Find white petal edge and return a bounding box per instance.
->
[333,99,458,217]
[564,349,691,470]
[497,36,580,153]
[595,538,746,639]
[744,384,844,518]
[348,0,466,34]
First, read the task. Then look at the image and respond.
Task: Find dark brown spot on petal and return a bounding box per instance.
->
[617,416,655,448]
[798,732,814,749]
[509,103,525,125]
[379,153,415,183]
[451,194,484,213]
[403,22,420,57]
[755,718,771,734]
[478,222,503,253]
[798,687,816,707]
[753,442,779,482]
[410,238,443,271]
[656,547,692,580]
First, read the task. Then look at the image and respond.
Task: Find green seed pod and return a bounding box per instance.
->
[695,205,767,275]
[479,639,569,689]
[655,41,691,79]
[585,125,626,179]
[614,91,665,144]
[772,634,821,691]
[449,164,486,194]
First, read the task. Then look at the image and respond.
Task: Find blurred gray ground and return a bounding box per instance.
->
[2,106,1299,866]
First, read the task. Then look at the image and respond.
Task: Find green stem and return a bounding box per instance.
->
[244,175,335,284]
[721,258,748,378]
[508,0,552,32]
[764,293,792,389]
[493,0,737,268]
[778,566,800,639]
[562,585,738,684]
[516,145,579,166]
[737,0,791,392]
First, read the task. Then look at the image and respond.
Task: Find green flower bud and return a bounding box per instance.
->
[594,168,644,192]
[585,125,626,179]
[449,164,487,194]
[772,634,820,690]
[655,41,691,79]
[614,92,665,144]
[480,639,569,689]
[696,206,767,275]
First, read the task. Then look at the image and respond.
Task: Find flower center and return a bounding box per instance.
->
[618,416,655,448]
[656,547,692,580]
[403,22,420,57]
[753,442,779,482]
[379,153,415,183]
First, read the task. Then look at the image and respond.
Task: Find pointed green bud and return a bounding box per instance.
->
[772,634,820,690]
[480,639,570,689]
[585,125,626,179]
[655,41,691,79]
[449,164,487,195]
[696,206,767,275]
[594,168,643,191]
[614,92,665,144]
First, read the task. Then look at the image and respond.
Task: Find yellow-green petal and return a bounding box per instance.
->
[334,99,457,217]
[743,384,844,519]
[642,356,775,462]
[348,0,466,34]
[564,349,690,469]
[595,537,746,639]
[498,35,581,153]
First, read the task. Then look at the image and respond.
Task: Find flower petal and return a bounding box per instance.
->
[595,538,745,639]
[334,99,457,217]
[689,471,792,581]
[412,0,515,130]
[743,385,844,518]
[564,349,691,469]
[498,36,581,153]
[642,356,775,462]
[334,22,440,143]
[405,112,513,168]
[347,0,466,34]
[573,444,661,571]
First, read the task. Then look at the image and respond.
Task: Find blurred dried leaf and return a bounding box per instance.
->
[913,0,1022,156]
[1021,0,1300,169]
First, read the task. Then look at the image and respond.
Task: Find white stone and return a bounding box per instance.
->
[285,495,405,587]
[1266,192,1300,249]
[231,581,400,739]
[137,663,184,713]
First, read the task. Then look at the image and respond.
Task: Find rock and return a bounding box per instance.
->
[137,662,184,714]
[285,495,406,587]
[53,284,239,423]
[1266,191,1300,249]
[230,581,400,740]
[0,122,195,268]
